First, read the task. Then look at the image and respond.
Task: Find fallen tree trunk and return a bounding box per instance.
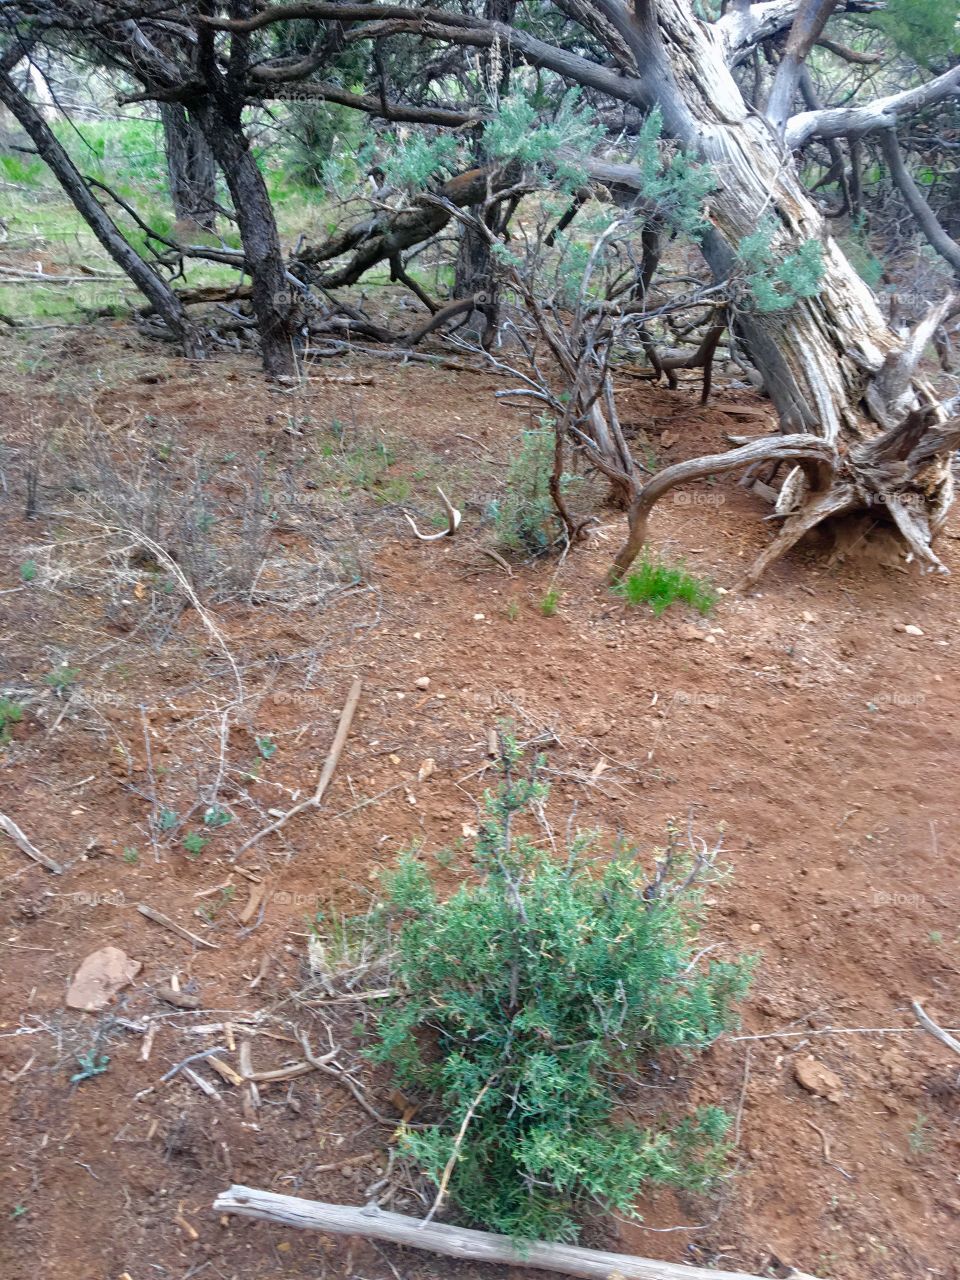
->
[296,161,521,290]
[213,1186,823,1280]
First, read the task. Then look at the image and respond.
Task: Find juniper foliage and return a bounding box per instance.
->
[367,745,752,1241]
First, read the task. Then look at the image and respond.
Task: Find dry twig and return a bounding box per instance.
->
[236,678,362,856]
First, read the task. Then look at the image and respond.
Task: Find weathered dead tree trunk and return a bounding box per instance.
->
[160,103,217,232]
[0,70,202,357]
[593,0,960,582]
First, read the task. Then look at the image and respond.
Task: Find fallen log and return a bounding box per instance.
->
[212,1186,823,1280]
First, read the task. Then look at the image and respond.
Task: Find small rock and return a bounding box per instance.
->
[67,946,141,1012]
[414,676,431,691]
[793,1055,844,1103]
[473,613,485,621]
[894,623,924,636]
[417,758,436,782]
[749,922,761,934]
[801,610,816,624]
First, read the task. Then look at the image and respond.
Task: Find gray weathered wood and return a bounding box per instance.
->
[213,1185,823,1280]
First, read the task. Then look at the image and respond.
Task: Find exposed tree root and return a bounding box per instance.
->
[608,434,835,582]
[607,404,960,589]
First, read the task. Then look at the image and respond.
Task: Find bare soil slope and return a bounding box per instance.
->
[1,330,957,1280]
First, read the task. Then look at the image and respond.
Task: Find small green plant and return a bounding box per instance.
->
[45,666,79,695]
[10,1204,26,1220]
[182,831,208,857]
[70,1050,110,1084]
[908,1111,932,1155]
[199,884,236,921]
[158,807,178,832]
[19,561,37,583]
[0,698,23,744]
[122,846,139,865]
[363,743,751,1241]
[492,425,570,556]
[256,735,277,760]
[614,554,716,617]
[203,805,232,828]
[540,587,561,617]
[506,600,521,622]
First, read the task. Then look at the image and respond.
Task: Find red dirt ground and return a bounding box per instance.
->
[0,328,958,1280]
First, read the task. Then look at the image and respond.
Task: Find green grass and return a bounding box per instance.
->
[614,554,716,616]
[540,587,561,617]
[0,698,23,744]
[0,113,339,325]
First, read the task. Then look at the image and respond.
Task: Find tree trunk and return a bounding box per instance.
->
[193,102,297,378]
[606,0,957,578]
[160,103,217,232]
[452,0,517,344]
[0,70,202,358]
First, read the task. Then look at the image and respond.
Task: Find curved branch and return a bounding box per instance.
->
[765,0,841,133]
[200,4,649,106]
[259,81,480,127]
[877,129,960,278]
[609,434,835,580]
[716,0,882,67]
[815,37,882,65]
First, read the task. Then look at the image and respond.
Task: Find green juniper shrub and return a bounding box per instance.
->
[366,743,752,1241]
[735,219,824,314]
[492,424,574,556]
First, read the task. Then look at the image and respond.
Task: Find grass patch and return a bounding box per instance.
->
[540,587,560,617]
[614,553,716,616]
[0,698,23,744]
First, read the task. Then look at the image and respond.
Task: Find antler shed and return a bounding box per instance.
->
[403,486,462,542]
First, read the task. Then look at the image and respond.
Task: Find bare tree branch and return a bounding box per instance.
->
[785,64,960,147]
[765,0,841,132]
[877,129,960,278]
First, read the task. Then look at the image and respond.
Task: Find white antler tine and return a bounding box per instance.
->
[435,486,462,535]
[403,489,461,541]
